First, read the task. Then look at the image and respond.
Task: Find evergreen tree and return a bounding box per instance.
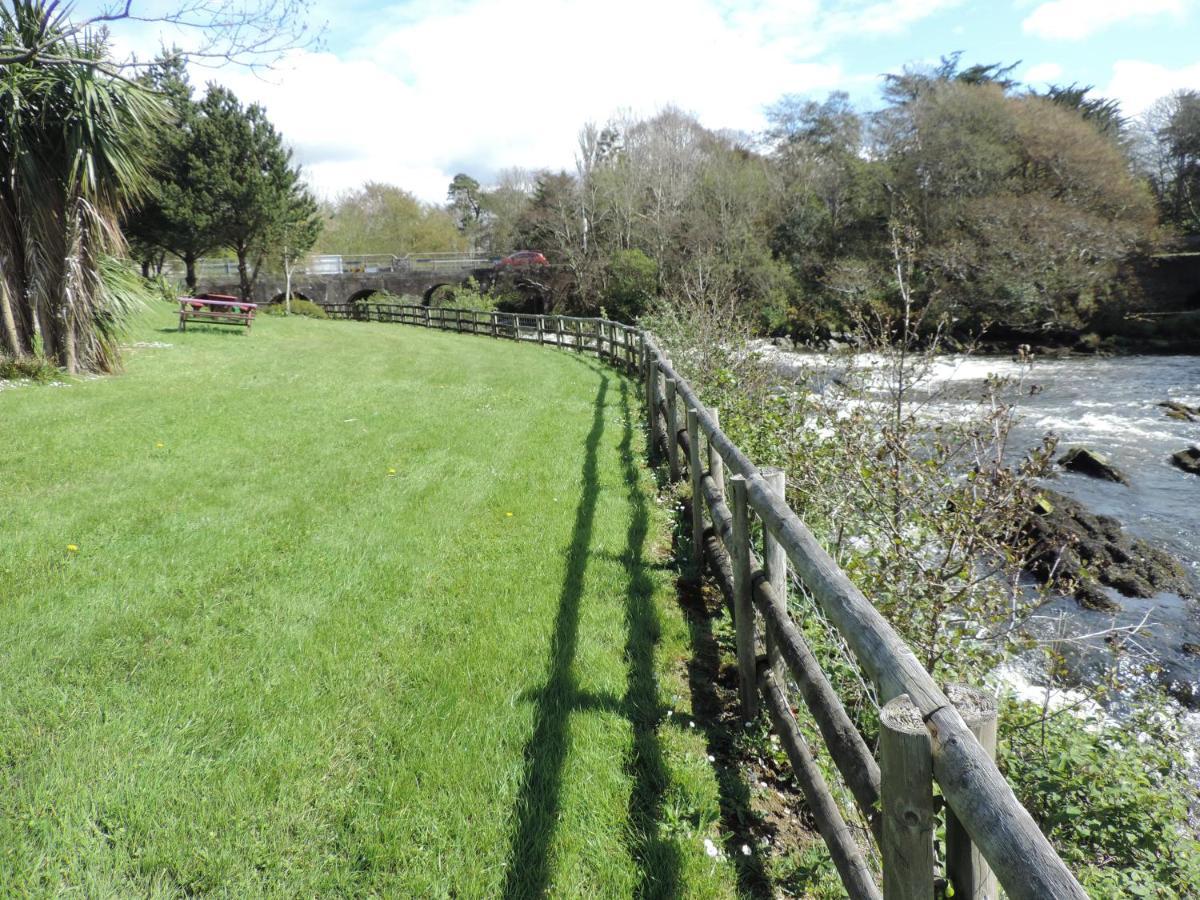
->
[123,54,223,289]
[194,86,320,300]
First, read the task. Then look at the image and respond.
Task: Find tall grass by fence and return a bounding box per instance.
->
[324,301,1088,899]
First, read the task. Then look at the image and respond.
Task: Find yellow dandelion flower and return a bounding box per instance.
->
[387,468,397,476]
[506,512,514,517]
[155,442,164,448]
[66,544,78,552]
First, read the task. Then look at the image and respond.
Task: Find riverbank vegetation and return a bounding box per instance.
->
[645,289,1200,895]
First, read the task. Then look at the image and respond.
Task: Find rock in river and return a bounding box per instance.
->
[1171,446,1200,476]
[1159,400,1200,422]
[1024,490,1194,611]
[1057,447,1129,484]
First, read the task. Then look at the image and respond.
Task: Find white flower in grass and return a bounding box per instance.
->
[703,838,719,858]
[741,844,751,856]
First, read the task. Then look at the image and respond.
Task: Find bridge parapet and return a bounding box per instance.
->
[162,251,492,282]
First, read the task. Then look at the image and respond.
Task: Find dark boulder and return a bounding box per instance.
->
[1159,400,1199,422]
[1161,661,1200,709]
[1023,489,1194,610]
[1057,447,1129,484]
[1171,446,1200,476]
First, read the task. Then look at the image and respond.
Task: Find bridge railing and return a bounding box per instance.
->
[319,300,1089,900]
[151,251,495,281]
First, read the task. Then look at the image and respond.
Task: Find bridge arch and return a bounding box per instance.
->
[268,290,313,305]
[347,288,385,305]
[422,283,458,306]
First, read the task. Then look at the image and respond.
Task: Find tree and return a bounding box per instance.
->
[195,86,320,300]
[0,1,166,372]
[1139,90,1200,234]
[603,249,657,321]
[315,182,463,255]
[479,167,535,255]
[122,52,224,289]
[875,81,1156,326]
[447,173,483,247]
[1037,83,1125,140]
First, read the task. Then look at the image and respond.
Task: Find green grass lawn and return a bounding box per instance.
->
[0,304,737,897]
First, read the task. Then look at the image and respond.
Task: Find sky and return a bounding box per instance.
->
[95,0,1200,204]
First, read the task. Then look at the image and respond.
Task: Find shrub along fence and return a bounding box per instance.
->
[324,301,1088,900]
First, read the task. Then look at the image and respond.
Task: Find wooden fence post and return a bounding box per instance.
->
[708,408,725,501]
[641,340,656,457]
[649,359,665,463]
[687,408,705,574]
[665,377,681,481]
[880,693,935,900]
[730,475,757,718]
[762,467,787,687]
[537,315,544,345]
[490,312,498,338]
[945,686,999,900]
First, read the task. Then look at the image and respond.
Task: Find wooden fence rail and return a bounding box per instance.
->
[323,301,1088,900]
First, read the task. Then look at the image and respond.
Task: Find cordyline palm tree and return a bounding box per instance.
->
[0,0,166,373]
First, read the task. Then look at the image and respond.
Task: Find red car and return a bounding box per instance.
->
[495,250,548,268]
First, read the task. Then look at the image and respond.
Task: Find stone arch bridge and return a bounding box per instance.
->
[196,264,496,307]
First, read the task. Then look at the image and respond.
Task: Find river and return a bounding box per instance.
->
[758,345,1200,709]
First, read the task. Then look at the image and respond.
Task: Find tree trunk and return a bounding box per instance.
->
[185,253,197,291]
[0,276,23,357]
[284,247,292,315]
[236,244,255,303]
[64,312,77,374]
[141,259,150,279]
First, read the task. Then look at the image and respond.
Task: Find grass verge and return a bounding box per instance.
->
[0,304,737,896]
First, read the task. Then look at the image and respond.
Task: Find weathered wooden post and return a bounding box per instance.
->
[649,358,665,462]
[490,312,498,339]
[708,408,725,501]
[762,467,787,687]
[730,475,757,718]
[641,339,656,459]
[664,377,681,481]
[945,685,999,900]
[687,408,705,574]
[880,693,936,900]
[537,315,545,345]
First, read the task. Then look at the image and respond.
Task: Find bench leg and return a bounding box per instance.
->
[179,314,186,332]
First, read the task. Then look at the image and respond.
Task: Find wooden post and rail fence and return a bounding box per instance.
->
[322,300,1089,900]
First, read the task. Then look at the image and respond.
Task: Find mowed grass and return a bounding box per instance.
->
[0,304,738,897]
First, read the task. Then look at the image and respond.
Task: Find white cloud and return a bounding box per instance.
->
[212,0,859,202]
[1022,0,1186,41]
[1104,59,1200,116]
[1023,62,1063,84]
[94,0,960,203]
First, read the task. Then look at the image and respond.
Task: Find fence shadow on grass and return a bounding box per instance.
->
[501,373,609,899]
[616,379,684,898]
[501,371,684,899]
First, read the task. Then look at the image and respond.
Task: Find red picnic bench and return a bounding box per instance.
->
[178,294,257,331]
